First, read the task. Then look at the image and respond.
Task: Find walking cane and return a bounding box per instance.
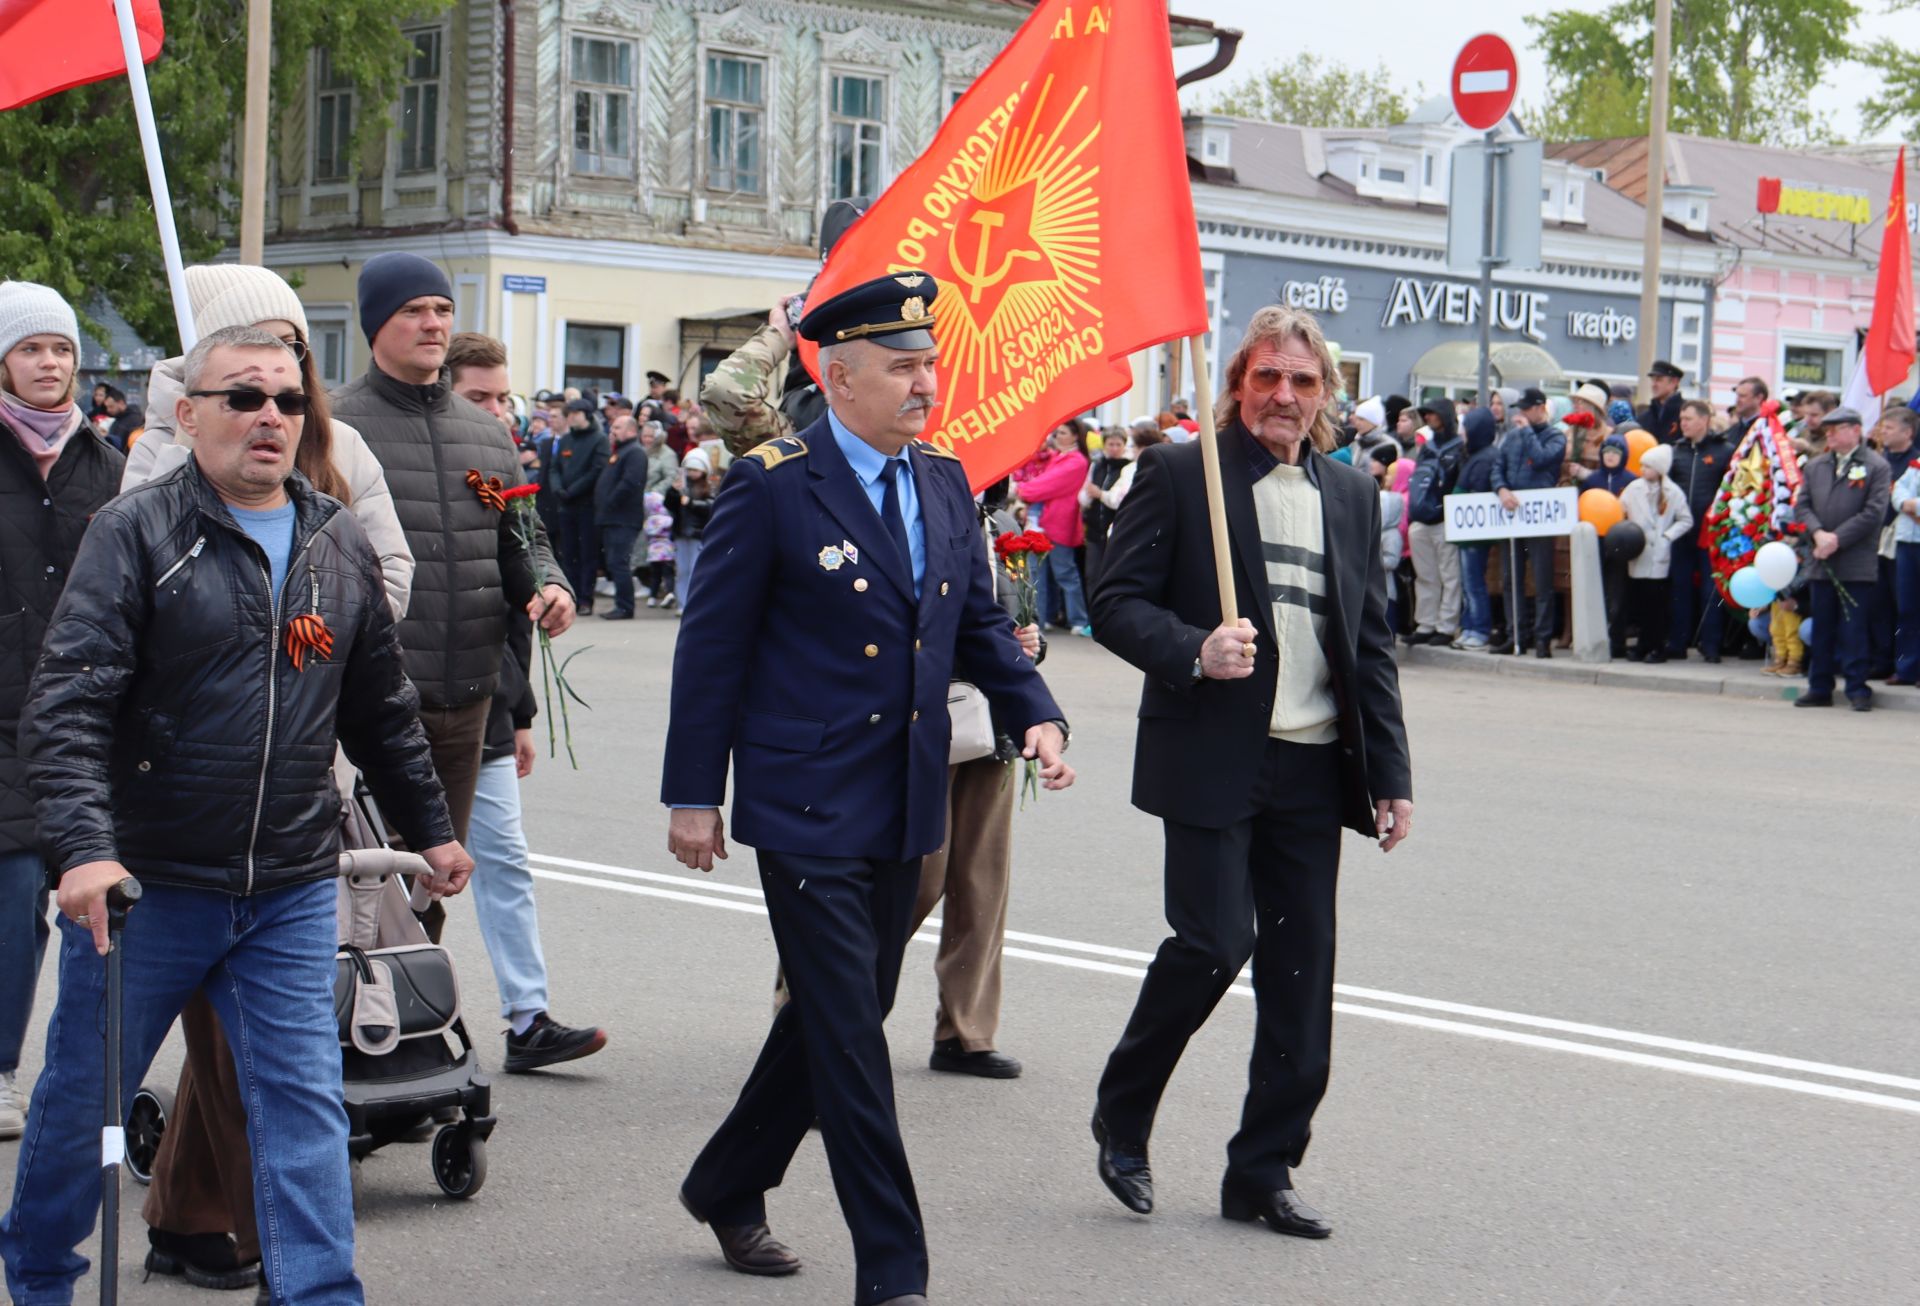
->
[99,876,143,1306]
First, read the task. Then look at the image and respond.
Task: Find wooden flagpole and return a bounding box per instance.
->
[1188,332,1238,625]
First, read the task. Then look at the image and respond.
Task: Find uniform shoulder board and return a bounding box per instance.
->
[743,436,808,470]
[914,440,962,461]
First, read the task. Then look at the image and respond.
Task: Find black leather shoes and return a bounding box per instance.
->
[929,1039,1022,1078]
[1090,1112,1153,1214]
[1221,1177,1332,1239]
[1794,693,1834,708]
[678,1189,802,1276]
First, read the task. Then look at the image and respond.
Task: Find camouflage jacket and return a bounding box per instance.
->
[701,324,793,456]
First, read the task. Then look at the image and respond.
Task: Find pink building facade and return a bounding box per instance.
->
[1711,262,1886,404]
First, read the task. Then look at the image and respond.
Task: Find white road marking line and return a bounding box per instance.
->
[526,859,1920,1113]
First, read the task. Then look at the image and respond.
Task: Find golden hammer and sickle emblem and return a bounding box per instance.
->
[950,210,1044,306]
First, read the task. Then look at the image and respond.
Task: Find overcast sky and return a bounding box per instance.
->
[1170,0,1920,145]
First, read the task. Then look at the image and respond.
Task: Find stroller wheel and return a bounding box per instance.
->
[125,1085,175,1186]
[431,1125,488,1199]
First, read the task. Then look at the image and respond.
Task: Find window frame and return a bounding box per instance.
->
[393,26,444,177]
[303,304,354,388]
[567,29,640,182]
[703,50,769,198]
[310,49,356,187]
[827,71,888,203]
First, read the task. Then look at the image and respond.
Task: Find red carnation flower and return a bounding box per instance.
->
[1024,531,1055,555]
[501,483,540,501]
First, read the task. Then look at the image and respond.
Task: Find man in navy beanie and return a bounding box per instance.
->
[332,254,575,942]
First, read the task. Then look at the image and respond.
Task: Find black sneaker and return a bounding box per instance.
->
[144,1229,261,1290]
[504,1013,608,1073]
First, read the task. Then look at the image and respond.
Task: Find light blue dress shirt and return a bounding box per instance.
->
[829,407,926,598]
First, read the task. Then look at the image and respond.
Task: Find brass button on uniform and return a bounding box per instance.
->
[939,581,950,596]
[869,713,882,724]
[911,710,920,722]
[914,639,922,651]
[864,643,878,658]
[854,578,868,592]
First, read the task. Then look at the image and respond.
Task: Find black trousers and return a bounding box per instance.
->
[556,501,597,604]
[682,851,927,1305]
[1502,536,1557,646]
[1097,739,1342,1188]
[1628,576,1671,652]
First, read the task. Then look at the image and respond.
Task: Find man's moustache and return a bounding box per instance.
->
[899,398,936,415]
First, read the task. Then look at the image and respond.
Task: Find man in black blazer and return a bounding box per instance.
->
[1088,305,1413,1239]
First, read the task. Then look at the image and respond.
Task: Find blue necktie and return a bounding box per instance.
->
[878,459,912,573]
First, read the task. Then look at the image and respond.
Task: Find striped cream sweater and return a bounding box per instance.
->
[1250,462,1338,745]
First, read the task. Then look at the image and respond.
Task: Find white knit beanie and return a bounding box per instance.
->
[1639,443,1673,478]
[0,281,80,362]
[184,264,309,338]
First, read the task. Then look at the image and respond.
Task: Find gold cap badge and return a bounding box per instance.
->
[901,296,927,322]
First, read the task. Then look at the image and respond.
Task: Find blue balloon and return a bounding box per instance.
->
[1748,615,1772,641]
[1799,617,1814,643]
[1729,565,1776,609]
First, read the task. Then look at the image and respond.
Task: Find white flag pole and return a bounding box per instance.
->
[1841,355,1883,432]
[109,0,197,351]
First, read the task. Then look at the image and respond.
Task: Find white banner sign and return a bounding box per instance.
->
[1443,488,1578,542]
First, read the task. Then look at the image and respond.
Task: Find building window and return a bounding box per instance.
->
[312,50,354,183]
[395,29,441,174]
[1379,166,1406,184]
[1672,305,1705,374]
[308,314,351,386]
[571,35,637,179]
[830,74,885,201]
[565,323,626,394]
[1783,342,1844,388]
[1423,154,1434,186]
[706,53,766,195]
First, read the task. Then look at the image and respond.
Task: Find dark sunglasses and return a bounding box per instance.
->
[187,387,311,416]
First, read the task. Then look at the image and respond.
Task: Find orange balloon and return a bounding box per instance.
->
[1579,488,1625,536]
[1624,429,1657,474]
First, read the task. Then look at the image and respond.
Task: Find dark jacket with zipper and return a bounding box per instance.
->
[593,438,649,528]
[0,414,125,855]
[332,363,566,709]
[554,425,610,505]
[483,616,536,766]
[1669,433,1734,526]
[1091,422,1412,836]
[22,457,454,893]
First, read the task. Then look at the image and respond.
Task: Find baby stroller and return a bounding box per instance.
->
[126,777,495,1203]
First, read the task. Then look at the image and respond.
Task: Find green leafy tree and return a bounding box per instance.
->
[1858,1,1920,141]
[1525,0,1856,146]
[1206,54,1421,130]
[0,0,452,352]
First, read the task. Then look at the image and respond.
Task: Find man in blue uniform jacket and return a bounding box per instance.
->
[662,272,1072,1306]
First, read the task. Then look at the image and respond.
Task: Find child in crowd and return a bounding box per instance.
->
[1619,443,1693,662]
[642,490,676,610]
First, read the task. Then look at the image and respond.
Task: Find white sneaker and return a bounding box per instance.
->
[0,1070,24,1139]
[646,597,658,609]
[594,578,617,597]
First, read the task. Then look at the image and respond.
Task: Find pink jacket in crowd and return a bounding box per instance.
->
[1014,448,1090,549]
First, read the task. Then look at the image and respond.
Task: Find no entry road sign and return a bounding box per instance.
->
[1452,34,1518,131]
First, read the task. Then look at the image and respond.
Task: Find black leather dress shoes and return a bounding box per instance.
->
[1090,1112,1153,1214]
[1221,1177,1332,1239]
[929,1039,1022,1078]
[679,1188,802,1275]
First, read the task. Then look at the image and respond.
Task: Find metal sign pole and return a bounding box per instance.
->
[1477,127,1499,406]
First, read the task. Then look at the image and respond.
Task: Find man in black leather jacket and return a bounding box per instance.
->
[0,327,471,1306]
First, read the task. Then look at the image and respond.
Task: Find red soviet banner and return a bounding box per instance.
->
[0,0,164,112]
[800,0,1208,491]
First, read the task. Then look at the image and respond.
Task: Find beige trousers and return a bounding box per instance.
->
[1408,519,1462,635]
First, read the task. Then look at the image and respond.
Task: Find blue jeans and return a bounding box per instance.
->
[1034,545,1088,629]
[0,850,50,1075]
[675,537,703,611]
[1668,535,1723,656]
[0,879,359,1305]
[1897,542,1920,682]
[467,756,550,1021]
[599,525,640,615]
[1808,579,1871,701]
[1458,545,1492,639]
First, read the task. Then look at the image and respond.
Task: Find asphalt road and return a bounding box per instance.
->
[8,609,1919,1304]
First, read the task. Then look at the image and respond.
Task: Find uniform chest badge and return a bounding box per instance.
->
[819,545,847,571]
[841,539,859,565]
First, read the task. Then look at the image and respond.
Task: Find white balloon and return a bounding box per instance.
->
[1754,539,1798,590]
